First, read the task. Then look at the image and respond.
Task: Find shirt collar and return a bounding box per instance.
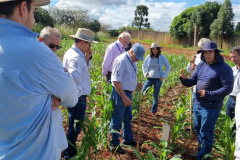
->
[71,45,86,60]
[116,40,126,50]
[0,18,39,39]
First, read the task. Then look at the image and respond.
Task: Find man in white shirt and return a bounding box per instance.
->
[62,28,97,159]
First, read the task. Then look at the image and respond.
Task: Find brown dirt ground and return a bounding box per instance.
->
[61,44,231,160]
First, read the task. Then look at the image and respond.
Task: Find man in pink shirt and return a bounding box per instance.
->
[102,31,131,82]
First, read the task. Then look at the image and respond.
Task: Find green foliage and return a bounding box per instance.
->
[109,29,119,37]
[170,7,197,39]
[87,20,101,33]
[34,7,54,27]
[132,5,150,30]
[210,0,234,48]
[187,2,220,39]
[32,23,44,33]
[235,22,240,36]
[95,31,111,42]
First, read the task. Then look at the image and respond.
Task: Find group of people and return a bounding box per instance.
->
[1,0,240,160]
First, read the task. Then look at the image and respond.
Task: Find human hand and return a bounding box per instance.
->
[85,48,93,61]
[179,69,186,80]
[159,77,164,82]
[122,96,132,106]
[198,90,206,97]
[52,96,60,110]
[137,83,143,90]
[146,74,150,79]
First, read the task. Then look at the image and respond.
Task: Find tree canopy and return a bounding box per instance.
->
[235,22,240,36]
[132,5,150,30]
[34,7,54,27]
[210,0,234,48]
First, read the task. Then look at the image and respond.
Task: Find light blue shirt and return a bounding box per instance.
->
[111,52,137,91]
[148,57,161,78]
[142,55,171,79]
[0,18,78,160]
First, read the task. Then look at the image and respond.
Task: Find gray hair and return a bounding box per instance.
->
[198,38,211,48]
[118,31,131,39]
[230,46,240,56]
[39,26,62,40]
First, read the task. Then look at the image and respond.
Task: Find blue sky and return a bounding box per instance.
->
[47,0,240,32]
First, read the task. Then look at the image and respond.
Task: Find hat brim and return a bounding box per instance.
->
[69,35,98,44]
[197,49,224,54]
[149,47,163,49]
[0,0,50,6]
[35,0,50,6]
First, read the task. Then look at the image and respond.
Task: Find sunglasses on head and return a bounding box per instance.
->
[49,44,61,50]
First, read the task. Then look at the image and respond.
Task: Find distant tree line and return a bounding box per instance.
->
[170,0,238,48]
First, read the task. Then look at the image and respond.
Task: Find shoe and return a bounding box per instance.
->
[123,140,142,146]
[112,145,126,154]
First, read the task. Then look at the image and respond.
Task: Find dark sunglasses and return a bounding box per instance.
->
[49,44,61,50]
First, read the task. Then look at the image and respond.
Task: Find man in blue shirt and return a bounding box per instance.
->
[0,0,78,159]
[180,41,234,160]
[110,43,145,154]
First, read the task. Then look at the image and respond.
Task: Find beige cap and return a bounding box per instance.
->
[69,28,98,43]
[0,0,50,6]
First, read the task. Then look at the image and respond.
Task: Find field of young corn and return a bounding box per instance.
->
[57,39,235,160]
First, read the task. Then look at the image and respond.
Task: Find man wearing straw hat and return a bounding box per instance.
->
[179,41,234,159]
[0,0,78,159]
[63,28,97,159]
[110,43,144,154]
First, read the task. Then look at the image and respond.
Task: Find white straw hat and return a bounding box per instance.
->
[0,0,50,6]
[149,42,163,49]
[69,28,98,43]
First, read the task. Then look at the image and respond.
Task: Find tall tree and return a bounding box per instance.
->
[34,7,54,27]
[170,6,197,39]
[132,5,150,30]
[235,22,240,36]
[210,0,234,48]
[187,1,220,40]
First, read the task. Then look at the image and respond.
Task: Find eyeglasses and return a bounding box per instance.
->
[49,44,61,50]
[84,41,91,47]
[122,39,129,45]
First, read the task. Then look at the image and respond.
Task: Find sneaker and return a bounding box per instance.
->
[123,140,139,146]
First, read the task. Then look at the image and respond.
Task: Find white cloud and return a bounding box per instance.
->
[233,4,240,28]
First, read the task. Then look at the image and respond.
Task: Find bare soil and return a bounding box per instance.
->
[61,44,231,160]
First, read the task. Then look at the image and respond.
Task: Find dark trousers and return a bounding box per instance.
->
[64,95,87,160]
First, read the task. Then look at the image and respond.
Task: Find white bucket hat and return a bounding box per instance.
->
[0,0,50,6]
[149,42,163,49]
[69,28,98,43]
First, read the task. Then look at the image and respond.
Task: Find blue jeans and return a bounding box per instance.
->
[142,78,162,113]
[193,103,221,160]
[226,95,236,119]
[110,87,134,147]
[64,95,87,159]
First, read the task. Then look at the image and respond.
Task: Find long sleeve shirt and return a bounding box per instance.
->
[230,66,240,96]
[142,55,171,79]
[0,18,78,160]
[63,45,92,97]
[181,52,234,108]
[102,40,125,76]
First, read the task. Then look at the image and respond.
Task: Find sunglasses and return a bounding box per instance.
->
[49,44,61,50]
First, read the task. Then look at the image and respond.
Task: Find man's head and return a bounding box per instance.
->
[69,28,97,53]
[197,41,223,64]
[39,26,62,53]
[0,0,50,30]
[118,32,131,48]
[230,46,240,67]
[198,38,211,49]
[129,43,145,62]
